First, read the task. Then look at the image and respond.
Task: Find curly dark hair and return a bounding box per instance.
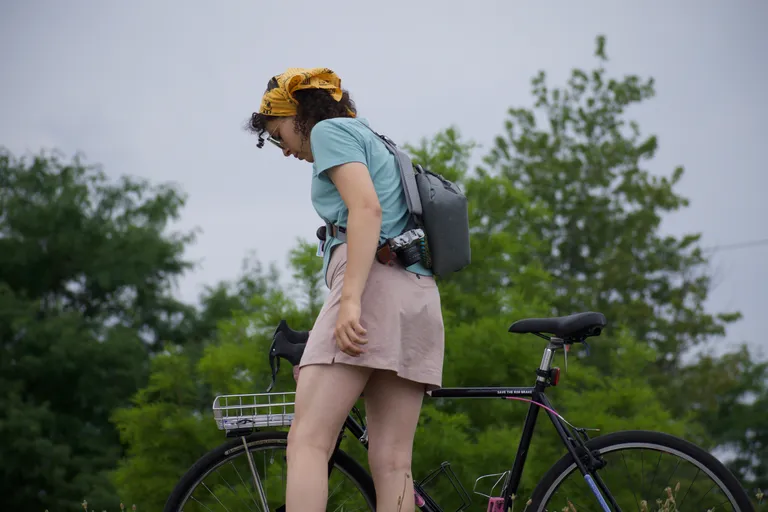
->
[247,88,357,148]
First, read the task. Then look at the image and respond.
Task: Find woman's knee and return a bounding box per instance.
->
[368,443,412,477]
[286,418,337,460]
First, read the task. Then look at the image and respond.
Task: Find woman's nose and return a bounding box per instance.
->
[282,147,292,157]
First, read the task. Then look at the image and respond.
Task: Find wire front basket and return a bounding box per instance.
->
[212,391,295,432]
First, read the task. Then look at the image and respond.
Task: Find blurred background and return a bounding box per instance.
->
[1,1,766,510]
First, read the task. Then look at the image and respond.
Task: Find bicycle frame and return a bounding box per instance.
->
[334,336,619,512]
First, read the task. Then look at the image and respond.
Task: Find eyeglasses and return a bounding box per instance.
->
[266,121,285,149]
[267,135,284,149]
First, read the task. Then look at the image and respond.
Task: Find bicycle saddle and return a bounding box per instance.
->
[508,311,606,340]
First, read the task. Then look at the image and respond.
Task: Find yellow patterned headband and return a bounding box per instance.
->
[258,67,355,117]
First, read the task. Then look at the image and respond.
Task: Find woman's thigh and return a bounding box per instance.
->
[289,363,372,451]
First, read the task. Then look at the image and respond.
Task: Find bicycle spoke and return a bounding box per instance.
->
[328,477,346,503]
[676,467,700,509]
[661,457,681,494]
[645,451,663,496]
[619,451,641,511]
[215,468,257,512]
[188,495,217,512]
[691,481,718,510]
[229,460,260,511]
[201,482,231,511]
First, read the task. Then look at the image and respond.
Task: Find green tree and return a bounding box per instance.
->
[286,237,325,318]
[478,35,740,373]
[0,148,196,511]
[0,149,197,346]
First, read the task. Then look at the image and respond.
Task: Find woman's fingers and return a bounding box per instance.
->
[345,323,367,346]
[335,323,366,356]
[338,338,364,357]
[354,322,368,342]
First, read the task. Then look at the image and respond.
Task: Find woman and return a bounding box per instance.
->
[248,67,445,511]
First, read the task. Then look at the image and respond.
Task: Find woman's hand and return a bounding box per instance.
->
[334,297,368,357]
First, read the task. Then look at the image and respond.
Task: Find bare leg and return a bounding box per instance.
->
[286,363,372,512]
[363,370,426,512]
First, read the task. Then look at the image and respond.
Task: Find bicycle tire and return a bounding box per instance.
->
[528,430,753,512]
[163,431,376,512]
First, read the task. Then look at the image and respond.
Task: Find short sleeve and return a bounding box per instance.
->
[310,119,368,176]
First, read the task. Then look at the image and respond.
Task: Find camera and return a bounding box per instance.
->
[388,229,426,267]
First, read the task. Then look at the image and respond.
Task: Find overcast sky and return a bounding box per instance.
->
[2,0,766,359]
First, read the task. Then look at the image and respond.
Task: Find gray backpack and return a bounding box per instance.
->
[363,124,471,276]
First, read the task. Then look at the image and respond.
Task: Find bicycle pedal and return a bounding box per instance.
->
[487,497,505,512]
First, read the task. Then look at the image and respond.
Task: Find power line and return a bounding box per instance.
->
[702,238,768,253]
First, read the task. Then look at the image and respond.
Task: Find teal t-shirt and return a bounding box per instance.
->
[309,117,432,287]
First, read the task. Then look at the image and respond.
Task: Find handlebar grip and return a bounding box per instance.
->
[270,332,305,366]
[266,320,308,391]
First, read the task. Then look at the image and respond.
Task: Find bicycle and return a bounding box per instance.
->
[163,311,754,511]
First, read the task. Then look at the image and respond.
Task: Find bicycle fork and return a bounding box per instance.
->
[551,423,620,512]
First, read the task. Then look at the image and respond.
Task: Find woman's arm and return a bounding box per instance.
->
[327,161,382,303]
[308,120,380,356]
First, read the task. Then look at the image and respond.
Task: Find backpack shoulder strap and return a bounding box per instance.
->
[357,121,423,218]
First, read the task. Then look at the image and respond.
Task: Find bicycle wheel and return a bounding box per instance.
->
[163,431,376,511]
[528,430,754,512]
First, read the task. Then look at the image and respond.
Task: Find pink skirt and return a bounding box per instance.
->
[298,243,445,390]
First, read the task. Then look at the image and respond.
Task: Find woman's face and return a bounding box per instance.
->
[265,117,314,162]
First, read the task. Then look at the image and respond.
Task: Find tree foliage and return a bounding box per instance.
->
[476,36,741,374]
[0,149,239,511]
[0,150,195,345]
